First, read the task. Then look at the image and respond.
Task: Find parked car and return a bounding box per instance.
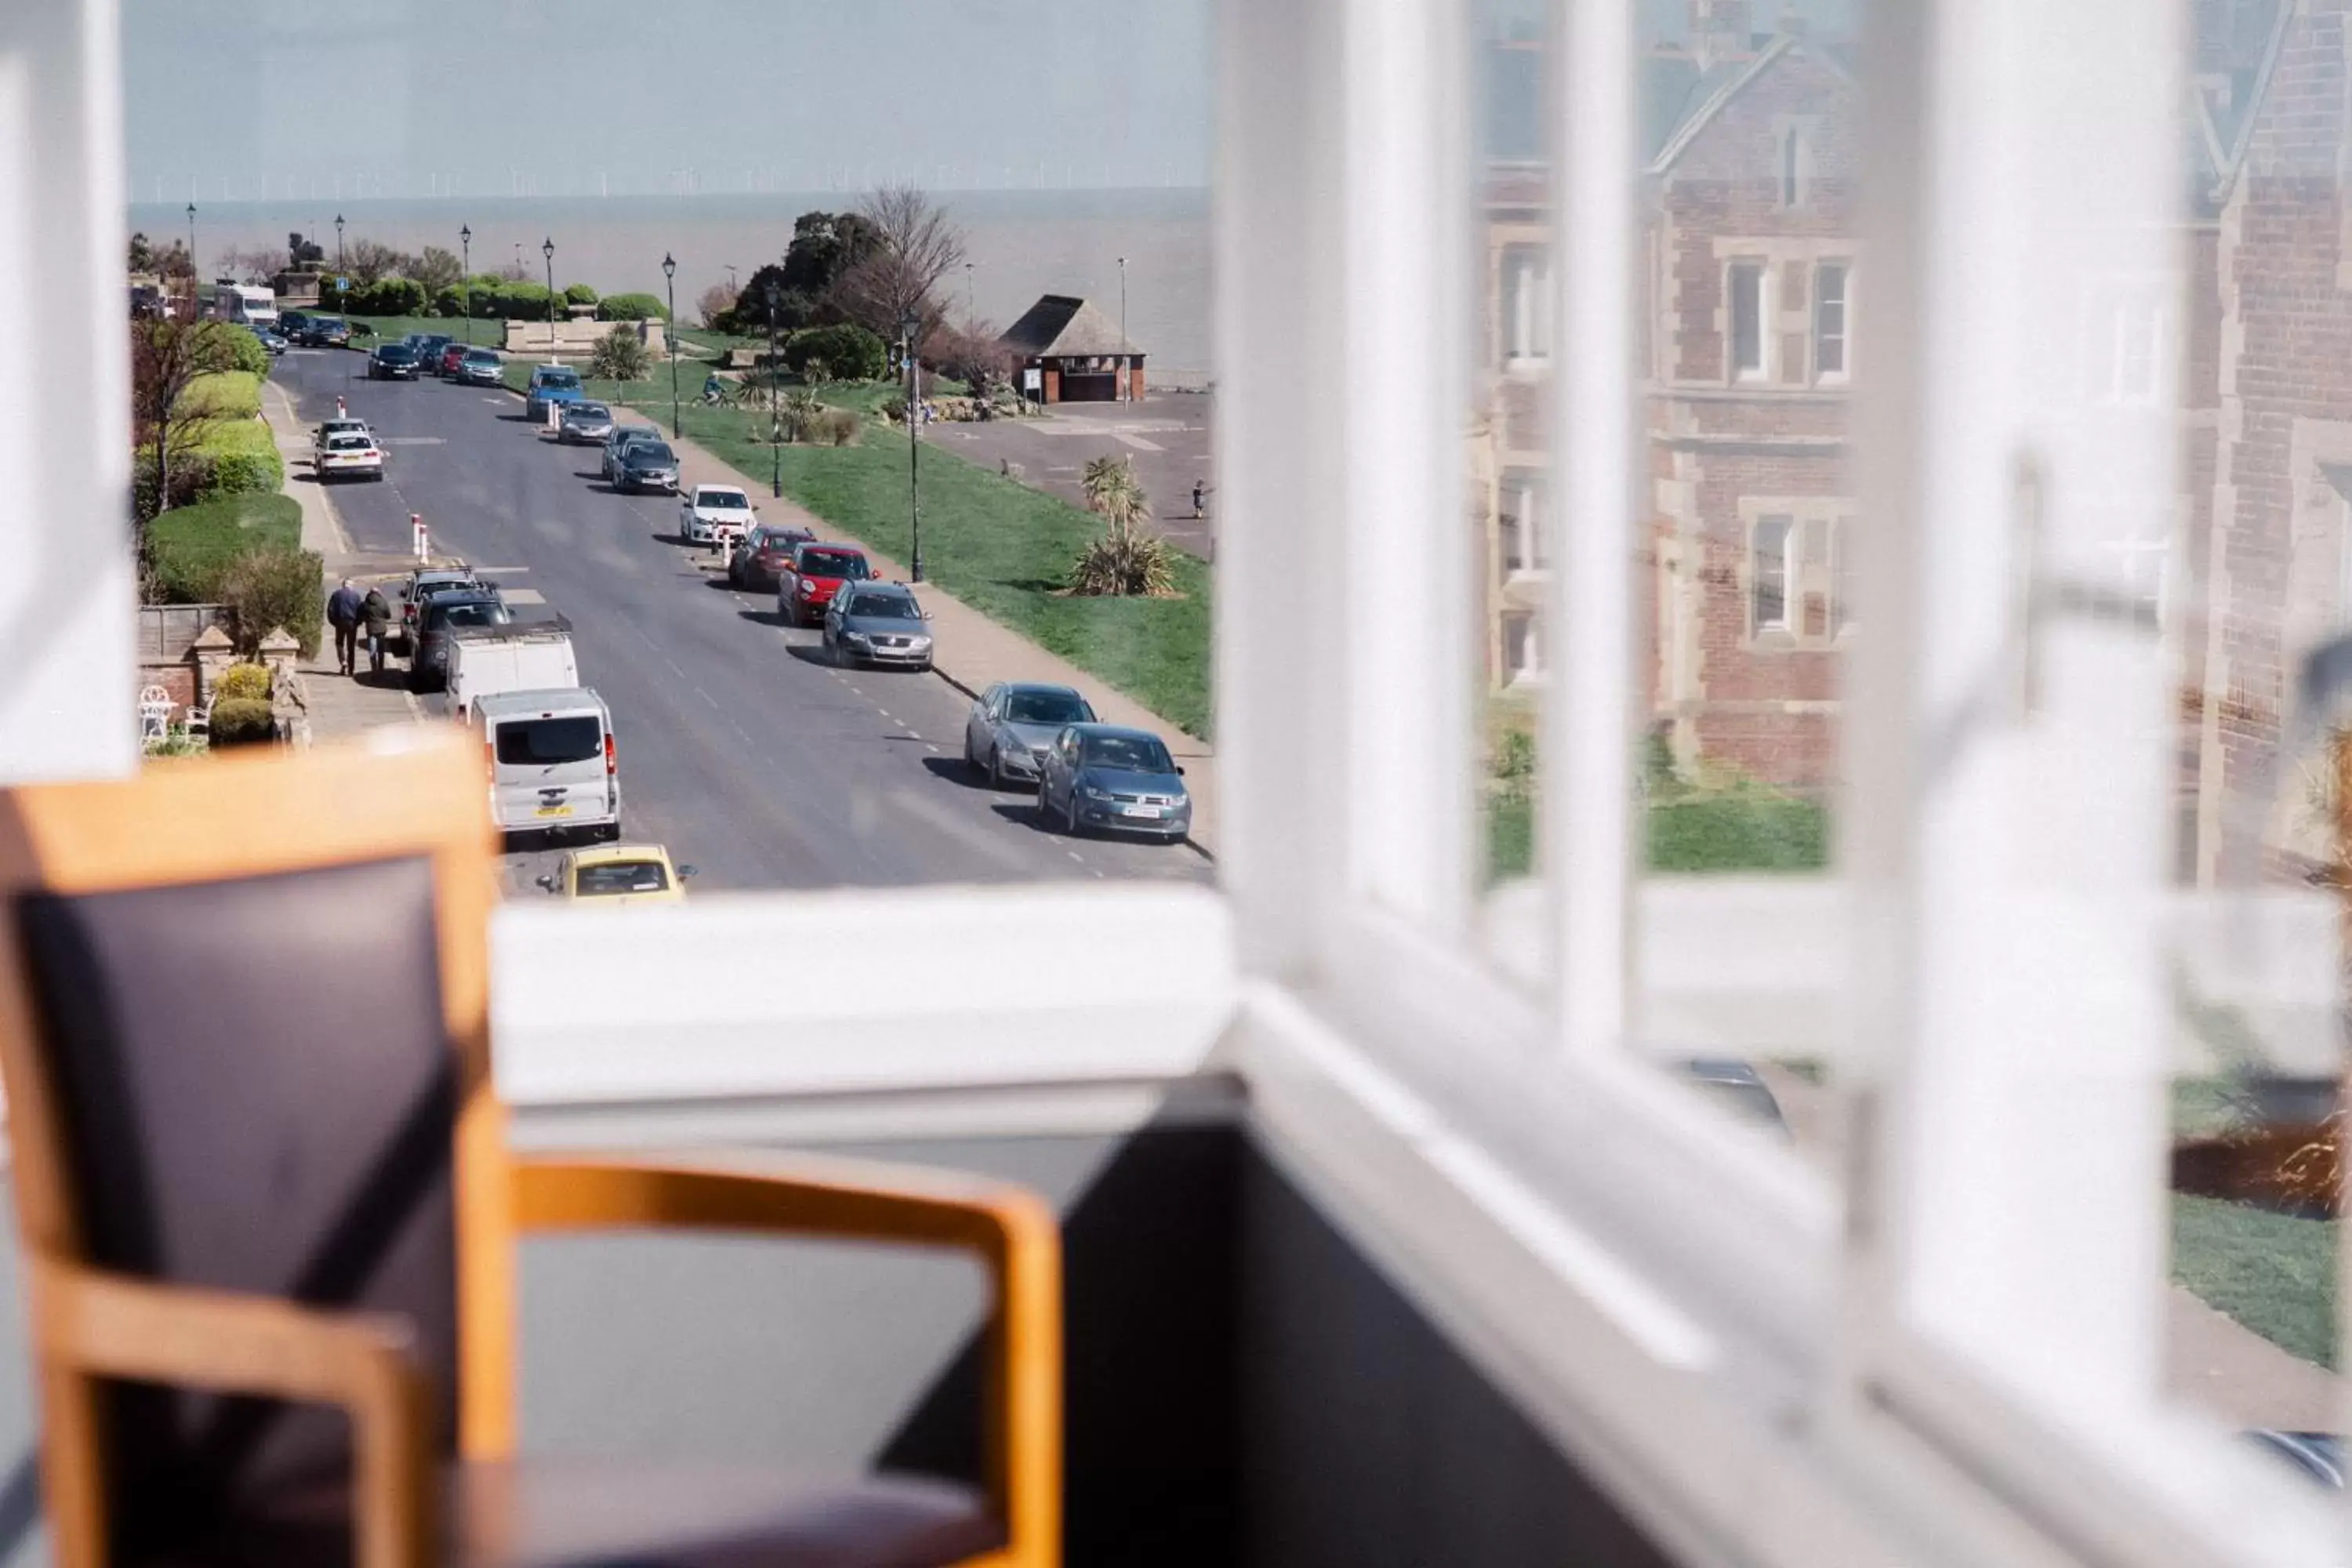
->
[778,543,873,626]
[1036,723,1192,841]
[680,484,754,546]
[476,686,620,844]
[251,325,289,357]
[535,844,695,906]
[315,430,384,482]
[437,342,471,378]
[524,364,585,421]
[600,425,663,481]
[368,342,421,380]
[615,438,682,495]
[456,347,503,386]
[278,310,312,339]
[397,564,484,653]
[725,524,815,590]
[291,315,350,347]
[409,589,512,692]
[559,401,615,445]
[964,682,1098,789]
[406,333,453,368]
[823,582,933,671]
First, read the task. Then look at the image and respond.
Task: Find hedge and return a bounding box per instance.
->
[146,492,301,603]
[220,324,270,379]
[597,292,667,321]
[564,282,599,306]
[183,370,260,422]
[208,697,277,747]
[785,323,887,382]
[196,418,284,499]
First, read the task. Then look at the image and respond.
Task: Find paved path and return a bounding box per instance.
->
[268,347,1210,899]
[927,391,1218,559]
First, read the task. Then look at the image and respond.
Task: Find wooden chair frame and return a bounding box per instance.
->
[0,731,1061,1568]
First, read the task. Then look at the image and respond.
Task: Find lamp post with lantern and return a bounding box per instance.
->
[459,224,473,345]
[541,237,556,358]
[902,309,924,583]
[662,252,680,437]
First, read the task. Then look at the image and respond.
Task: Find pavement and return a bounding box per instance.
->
[925,390,1218,559]
[263,346,1213,900]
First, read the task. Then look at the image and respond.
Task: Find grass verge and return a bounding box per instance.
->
[147,492,301,603]
[1486,788,1832,879]
[2170,1193,2339,1369]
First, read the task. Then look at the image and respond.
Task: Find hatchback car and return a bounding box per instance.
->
[964,683,1098,789]
[456,347,503,386]
[437,342,470,378]
[600,425,663,481]
[615,438,682,495]
[680,484,754,545]
[251,325,289,357]
[779,543,873,626]
[368,342,421,380]
[823,583,932,671]
[535,844,695,906]
[408,589,511,691]
[560,401,616,445]
[397,565,484,652]
[524,364,585,421]
[1036,724,1191,842]
[726,524,815,590]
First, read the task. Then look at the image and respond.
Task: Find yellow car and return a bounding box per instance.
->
[536,844,695,905]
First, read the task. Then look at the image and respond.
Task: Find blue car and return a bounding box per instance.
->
[524,364,584,422]
[1036,723,1192,843]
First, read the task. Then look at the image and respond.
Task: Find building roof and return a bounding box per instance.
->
[998,295,1138,359]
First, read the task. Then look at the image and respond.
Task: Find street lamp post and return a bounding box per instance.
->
[459,224,472,345]
[662,252,680,437]
[964,261,975,325]
[333,212,343,270]
[1117,255,1128,402]
[902,310,924,583]
[766,281,782,499]
[541,237,556,358]
[186,202,197,279]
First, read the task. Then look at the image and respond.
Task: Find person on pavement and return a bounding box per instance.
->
[325,579,363,677]
[360,585,392,677]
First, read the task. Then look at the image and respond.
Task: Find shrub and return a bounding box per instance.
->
[564,282,599,306]
[487,281,554,320]
[208,697,277,748]
[588,324,652,381]
[195,419,284,499]
[785,323,886,382]
[144,492,299,602]
[183,370,261,421]
[133,449,219,521]
[218,324,271,378]
[212,662,273,702]
[814,408,862,446]
[219,546,324,658]
[597,291,667,321]
[432,286,467,318]
[697,280,739,328]
[1069,521,1176,597]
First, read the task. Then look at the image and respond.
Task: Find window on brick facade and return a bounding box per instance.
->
[1831,517,1857,636]
[1499,470,1545,574]
[1779,125,1812,209]
[1501,244,1551,365]
[1729,260,1766,380]
[1501,613,1541,683]
[1751,514,1795,633]
[1816,262,1850,379]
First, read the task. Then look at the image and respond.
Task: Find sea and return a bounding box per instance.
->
[127,187,1215,385]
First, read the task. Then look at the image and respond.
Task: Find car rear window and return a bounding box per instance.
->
[326,434,371,450]
[539,370,580,389]
[464,350,499,364]
[799,550,868,579]
[428,601,510,630]
[699,490,749,509]
[495,716,603,765]
[575,861,670,896]
[630,443,677,464]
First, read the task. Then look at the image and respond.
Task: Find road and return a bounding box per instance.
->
[275,348,1211,898]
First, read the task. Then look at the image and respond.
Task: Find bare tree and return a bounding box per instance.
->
[412,245,464,292]
[827,185,965,339]
[131,319,242,527]
[697,279,740,328]
[214,244,291,283]
[345,238,411,285]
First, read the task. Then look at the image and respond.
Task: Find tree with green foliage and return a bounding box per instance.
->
[129,319,245,528]
[784,323,886,381]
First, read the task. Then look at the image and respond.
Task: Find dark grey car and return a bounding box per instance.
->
[823,583,933,670]
[615,438,681,494]
[601,426,663,481]
[964,682,1098,789]
[409,589,510,691]
[1036,723,1191,842]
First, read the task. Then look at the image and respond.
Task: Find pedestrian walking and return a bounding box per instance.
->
[1192,480,1207,519]
[325,578,364,677]
[360,584,392,677]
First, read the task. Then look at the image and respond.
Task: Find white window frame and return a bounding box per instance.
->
[1500,241,1552,368]
[1814,259,1851,382]
[1750,514,1797,634]
[1501,466,1546,576]
[1728,256,1769,382]
[9,2,2347,1566]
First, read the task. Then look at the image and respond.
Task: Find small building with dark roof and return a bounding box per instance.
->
[997,294,1143,404]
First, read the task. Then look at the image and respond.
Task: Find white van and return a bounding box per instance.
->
[447,618,577,717]
[212,282,278,328]
[475,688,619,842]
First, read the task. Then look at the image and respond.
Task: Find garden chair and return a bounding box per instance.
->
[181,696,210,739]
[0,729,1063,1568]
[136,684,172,742]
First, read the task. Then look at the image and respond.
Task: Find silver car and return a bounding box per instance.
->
[561,401,615,445]
[822,582,934,670]
[964,682,1098,789]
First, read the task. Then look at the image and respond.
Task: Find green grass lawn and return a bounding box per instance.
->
[2171,1194,2339,1369]
[146,492,301,603]
[1486,789,1832,880]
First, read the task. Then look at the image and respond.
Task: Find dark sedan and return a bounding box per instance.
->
[408,590,511,691]
[1036,723,1191,842]
[822,582,933,671]
[615,438,681,495]
[368,342,421,380]
[964,682,1098,788]
[726,523,814,590]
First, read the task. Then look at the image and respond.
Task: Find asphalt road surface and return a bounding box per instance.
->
[276,347,1212,898]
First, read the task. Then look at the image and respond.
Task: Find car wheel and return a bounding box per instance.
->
[988,747,1006,790]
[1065,789,1083,838]
[1037,780,1054,826]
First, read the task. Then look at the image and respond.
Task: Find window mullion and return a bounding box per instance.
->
[1544,0,1639,1056]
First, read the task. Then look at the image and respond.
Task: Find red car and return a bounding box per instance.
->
[728,524,815,590]
[779,543,873,626]
[437,342,469,378]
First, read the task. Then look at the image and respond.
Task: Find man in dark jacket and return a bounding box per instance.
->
[325,578,364,676]
[360,586,393,676]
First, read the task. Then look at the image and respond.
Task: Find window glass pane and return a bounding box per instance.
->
[133,2,1216,898]
[1815,262,1848,376]
[1730,260,1766,377]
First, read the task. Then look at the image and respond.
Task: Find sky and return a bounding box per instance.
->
[122,0,1216,205]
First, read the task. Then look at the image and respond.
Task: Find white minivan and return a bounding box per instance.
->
[475,688,619,843]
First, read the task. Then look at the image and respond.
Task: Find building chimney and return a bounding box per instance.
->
[1692,0,1754,69]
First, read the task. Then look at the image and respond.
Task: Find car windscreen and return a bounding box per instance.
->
[427,601,510,630]
[1007,691,1091,725]
[628,443,676,465]
[757,530,809,552]
[377,346,413,361]
[464,350,499,363]
[846,593,920,620]
[570,403,609,419]
[798,550,867,579]
[699,491,749,510]
[495,716,603,766]
[540,371,580,388]
[574,860,671,896]
[1081,735,1175,773]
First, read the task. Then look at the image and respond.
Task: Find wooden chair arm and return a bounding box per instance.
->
[514,1153,1062,1568]
[28,1255,434,1568]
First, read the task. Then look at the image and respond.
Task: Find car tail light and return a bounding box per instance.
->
[604,733,616,775]
[484,738,495,783]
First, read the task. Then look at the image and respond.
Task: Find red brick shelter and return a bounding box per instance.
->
[998,294,1145,404]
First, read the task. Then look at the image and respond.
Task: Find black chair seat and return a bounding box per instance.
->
[184,1457,1002,1568]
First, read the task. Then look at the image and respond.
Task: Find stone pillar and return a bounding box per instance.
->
[189,623,234,701]
[259,627,311,748]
